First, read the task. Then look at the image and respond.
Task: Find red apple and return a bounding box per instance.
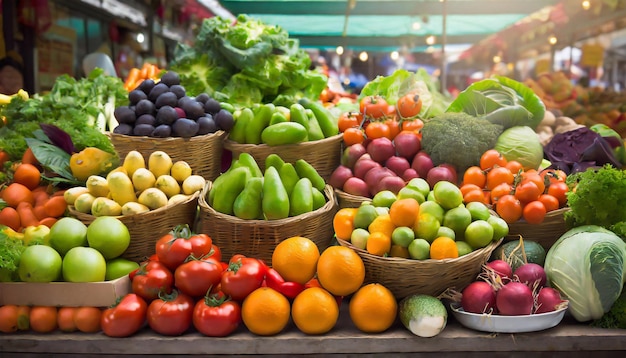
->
[394,131,421,160]
[385,155,411,177]
[411,151,434,178]
[367,137,396,164]
[341,143,367,169]
[426,165,457,188]
[329,165,353,189]
[402,168,419,181]
[353,158,381,180]
[376,175,406,195]
[364,167,395,194]
[343,177,370,197]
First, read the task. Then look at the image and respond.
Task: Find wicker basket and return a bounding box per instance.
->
[337,238,503,300]
[222,134,343,181]
[107,131,227,181]
[68,192,200,263]
[505,207,571,251]
[334,189,370,208]
[198,182,338,265]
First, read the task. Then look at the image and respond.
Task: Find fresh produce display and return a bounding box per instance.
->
[561,86,626,137]
[459,149,570,225]
[524,71,582,112]
[0,69,126,160]
[67,150,205,216]
[123,62,163,92]
[334,178,509,259]
[113,71,234,138]
[0,305,103,334]
[208,153,327,219]
[168,14,327,108]
[228,98,339,145]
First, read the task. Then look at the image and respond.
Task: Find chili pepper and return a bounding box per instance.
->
[265,268,305,300]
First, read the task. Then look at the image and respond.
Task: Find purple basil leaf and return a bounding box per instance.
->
[40,123,76,154]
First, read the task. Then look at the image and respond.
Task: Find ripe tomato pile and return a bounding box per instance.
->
[106,224,321,338]
[340,93,424,147]
[460,149,569,225]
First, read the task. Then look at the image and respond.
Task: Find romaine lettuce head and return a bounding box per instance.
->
[545,225,626,323]
[447,75,545,130]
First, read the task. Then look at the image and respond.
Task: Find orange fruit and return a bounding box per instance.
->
[291,287,339,335]
[349,283,398,333]
[429,236,459,260]
[333,207,358,240]
[272,236,320,285]
[316,246,365,297]
[13,163,41,190]
[366,231,391,256]
[242,287,291,336]
[74,307,102,333]
[29,306,58,333]
[57,307,78,332]
[389,198,420,227]
[368,214,395,239]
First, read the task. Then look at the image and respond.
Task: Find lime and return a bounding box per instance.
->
[391,226,415,248]
[87,217,131,260]
[443,206,472,240]
[418,201,444,223]
[437,226,456,240]
[455,241,473,256]
[406,178,431,197]
[350,228,370,250]
[105,258,140,281]
[408,238,431,260]
[397,187,426,204]
[372,190,397,208]
[464,220,495,249]
[427,190,436,202]
[488,215,509,241]
[466,201,491,221]
[413,213,440,243]
[433,181,463,210]
[48,217,88,256]
[353,202,379,229]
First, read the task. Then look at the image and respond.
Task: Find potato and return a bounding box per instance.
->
[132,167,157,192]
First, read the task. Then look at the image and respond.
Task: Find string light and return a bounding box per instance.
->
[390,51,399,60]
[336,46,344,55]
[582,0,591,10]
[426,35,436,45]
[549,35,558,45]
[359,51,368,62]
[136,33,145,43]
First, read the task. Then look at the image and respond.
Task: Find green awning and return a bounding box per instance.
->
[218,0,560,52]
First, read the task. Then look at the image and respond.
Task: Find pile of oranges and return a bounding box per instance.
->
[460,149,569,225]
[0,149,68,232]
[250,237,398,335]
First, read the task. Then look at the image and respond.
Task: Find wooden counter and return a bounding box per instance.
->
[1,304,625,357]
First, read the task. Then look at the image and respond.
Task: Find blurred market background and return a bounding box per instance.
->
[2,0,625,99]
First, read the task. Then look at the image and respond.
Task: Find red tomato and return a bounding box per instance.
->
[338,111,363,133]
[131,261,174,302]
[360,95,389,118]
[174,257,224,298]
[396,92,423,118]
[208,244,222,263]
[155,224,213,270]
[146,290,194,336]
[193,294,241,337]
[221,257,267,302]
[101,293,148,338]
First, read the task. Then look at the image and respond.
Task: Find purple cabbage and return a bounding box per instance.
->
[544,126,621,174]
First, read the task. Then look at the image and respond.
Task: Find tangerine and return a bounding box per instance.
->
[349,283,398,333]
[316,246,365,296]
[272,236,320,285]
[242,287,290,336]
[291,287,339,335]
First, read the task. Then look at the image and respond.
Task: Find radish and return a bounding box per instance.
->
[514,263,547,288]
[496,282,534,315]
[485,260,513,280]
[460,281,497,314]
[535,287,566,314]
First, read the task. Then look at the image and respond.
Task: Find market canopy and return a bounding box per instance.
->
[216,0,561,53]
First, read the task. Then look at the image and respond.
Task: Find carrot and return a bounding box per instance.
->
[139,62,152,79]
[32,188,50,207]
[124,68,141,90]
[0,150,9,168]
[44,196,67,217]
[16,202,39,228]
[0,207,21,231]
[147,64,157,79]
[21,148,39,167]
[38,217,58,228]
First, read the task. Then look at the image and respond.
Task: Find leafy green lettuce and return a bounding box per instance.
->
[169,14,327,108]
[446,75,546,130]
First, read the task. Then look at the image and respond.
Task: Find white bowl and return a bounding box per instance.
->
[450,303,567,333]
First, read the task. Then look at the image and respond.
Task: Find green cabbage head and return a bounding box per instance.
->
[545,225,626,322]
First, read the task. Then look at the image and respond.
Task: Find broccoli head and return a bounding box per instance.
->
[421,112,504,173]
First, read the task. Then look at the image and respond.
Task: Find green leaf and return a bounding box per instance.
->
[24,137,81,185]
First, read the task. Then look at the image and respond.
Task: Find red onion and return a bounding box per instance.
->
[514,263,547,288]
[486,260,513,280]
[461,281,497,314]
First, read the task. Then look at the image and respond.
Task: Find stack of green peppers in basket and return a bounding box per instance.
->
[208,153,327,220]
[228,99,339,145]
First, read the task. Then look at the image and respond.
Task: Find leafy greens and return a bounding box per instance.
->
[169,15,328,108]
[446,75,546,130]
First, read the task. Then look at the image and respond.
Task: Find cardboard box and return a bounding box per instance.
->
[0,275,131,307]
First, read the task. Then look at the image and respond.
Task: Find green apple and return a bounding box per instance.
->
[63,247,106,282]
[372,190,397,208]
[408,238,431,260]
[488,215,510,241]
[437,226,456,240]
[105,258,140,281]
[464,220,495,249]
[466,201,491,221]
[433,181,463,210]
[397,186,426,204]
[48,217,88,256]
[87,217,131,260]
[443,206,472,240]
[406,178,431,197]
[22,225,51,246]
[418,200,444,223]
[456,241,474,256]
[18,245,62,282]
[413,213,441,243]
[391,226,415,248]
